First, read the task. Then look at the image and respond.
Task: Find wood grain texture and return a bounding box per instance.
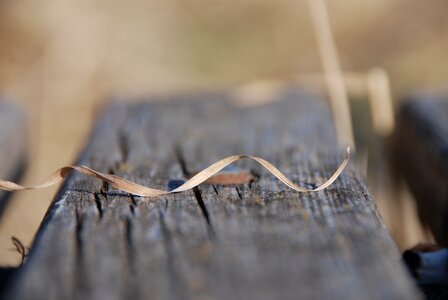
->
[394,95,448,246]
[0,101,27,217]
[8,90,419,299]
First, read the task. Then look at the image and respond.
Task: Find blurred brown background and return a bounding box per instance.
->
[0,0,447,264]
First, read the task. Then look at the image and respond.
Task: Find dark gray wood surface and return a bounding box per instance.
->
[0,101,26,217]
[8,90,419,299]
[394,95,448,246]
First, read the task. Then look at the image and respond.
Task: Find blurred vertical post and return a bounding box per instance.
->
[366,68,395,136]
[308,0,355,149]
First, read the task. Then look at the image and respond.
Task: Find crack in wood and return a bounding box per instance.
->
[174,146,190,177]
[101,166,117,194]
[100,178,110,194]
[129,194,137,216]
[96,166,116,220]
[123,216,135,274]
[158,209,187,299]
[248,170,260,189]
[163,198,169,211]
[192,187,214,237]
[93,193,104,220]
[74,208,84,260]
[175,146,214,235]
[235,186,243,201]
[118,130,129,164]
[74,207,89,295]
[212,185,219,196]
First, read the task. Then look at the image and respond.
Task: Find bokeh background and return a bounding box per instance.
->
[0,0,447,264]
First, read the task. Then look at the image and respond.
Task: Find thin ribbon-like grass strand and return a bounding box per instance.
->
[0,147,350,199]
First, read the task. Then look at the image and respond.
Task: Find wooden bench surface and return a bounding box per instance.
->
[394,95,448,246]
[8,90,418,299]
[0,101,26,217]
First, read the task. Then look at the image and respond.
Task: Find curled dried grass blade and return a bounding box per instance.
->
[0,147,350,200]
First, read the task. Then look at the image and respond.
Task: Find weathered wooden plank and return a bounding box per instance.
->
[8,90,419,299]
[0,101,27,217]
[394,95,448,246]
